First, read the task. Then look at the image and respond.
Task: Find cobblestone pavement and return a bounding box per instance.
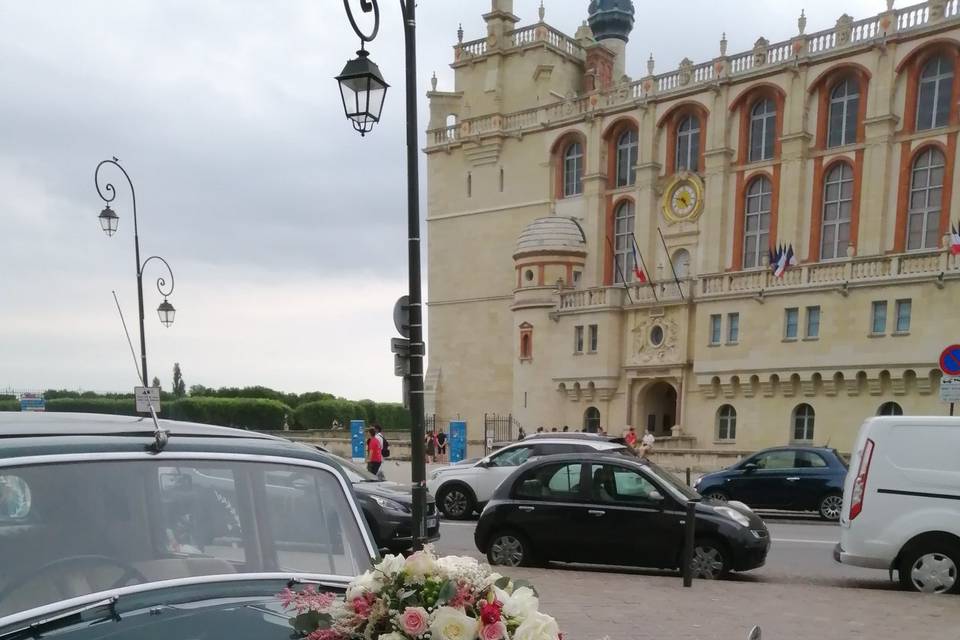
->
[498,565,960,640]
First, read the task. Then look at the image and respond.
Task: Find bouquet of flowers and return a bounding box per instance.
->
[277,548,562,640]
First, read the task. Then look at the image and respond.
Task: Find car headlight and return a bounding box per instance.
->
[372,495,410,513]
[714,505,751,528]
[693,475,703,488]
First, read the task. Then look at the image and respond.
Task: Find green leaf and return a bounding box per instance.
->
[290,611,322,634]
[494,576,511,590]
[436,580,457,604]
[511,580,539,597]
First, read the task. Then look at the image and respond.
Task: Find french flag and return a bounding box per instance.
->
[631,236,647,283]
[951,223,960,256]
[774,244,796,278]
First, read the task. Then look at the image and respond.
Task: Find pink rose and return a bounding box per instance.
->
[352,594,375,618]
[481,621,508,640]
[400,606,430,637]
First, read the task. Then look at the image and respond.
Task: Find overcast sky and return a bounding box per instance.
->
[0,0,881,401]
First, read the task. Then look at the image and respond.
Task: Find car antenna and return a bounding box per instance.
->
[112,291,168,452]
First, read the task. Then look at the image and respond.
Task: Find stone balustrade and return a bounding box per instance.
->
[431,0,960,149]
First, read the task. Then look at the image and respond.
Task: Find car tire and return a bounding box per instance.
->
[437,484,475,520]
[486,530,535,568]
[818,493,843,521]
[898,539,960,594]
[704,491,729,503]
[691,538,730,580]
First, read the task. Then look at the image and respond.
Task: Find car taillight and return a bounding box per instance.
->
[849,438,875,520]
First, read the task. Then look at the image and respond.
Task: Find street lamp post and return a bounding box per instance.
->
[95,158,177,389]
[336,0,428,551]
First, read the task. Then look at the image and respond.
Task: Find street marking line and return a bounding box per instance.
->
[771,538,836,545]
[440,521,478,528]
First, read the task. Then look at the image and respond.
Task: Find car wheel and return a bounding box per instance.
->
[704,491,729,503]
[437,485,475,520]
[691,539,730,580]
[898,540,960,594]
[818,493,843,521]
[487,531,534,567]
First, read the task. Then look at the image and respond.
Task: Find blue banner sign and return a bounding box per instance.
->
[350,420,366,461]
[19,394,44,412]
[449,421,467,463]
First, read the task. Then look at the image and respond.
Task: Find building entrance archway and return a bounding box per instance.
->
[639,381,677,437]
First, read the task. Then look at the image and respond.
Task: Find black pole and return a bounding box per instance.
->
[951,402,955,416]
[682,498,698,587]
[401,0,428,551]
[685,467,691,486]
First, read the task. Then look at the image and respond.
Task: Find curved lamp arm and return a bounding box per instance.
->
[140,255,175,299]
[94,158,138,236]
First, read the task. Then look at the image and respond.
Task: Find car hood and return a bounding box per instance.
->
[353,481,429,503]
[696,499,765,529]
[0,578,346,640]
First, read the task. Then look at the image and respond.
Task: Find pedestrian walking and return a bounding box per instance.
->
[517,426,526,440]
[436,429,448,462]
[425,429,437,463]
[624,426,638,448]
[366,426,383,476]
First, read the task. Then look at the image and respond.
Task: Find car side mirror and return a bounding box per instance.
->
[648,490,664,502]
[743,462,758,473]
[748,626,762,640]
[476,459,489,468]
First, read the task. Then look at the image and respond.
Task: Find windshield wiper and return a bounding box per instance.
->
[0,597,119,640]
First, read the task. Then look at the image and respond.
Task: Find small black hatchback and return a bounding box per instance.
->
[474,453,770,579]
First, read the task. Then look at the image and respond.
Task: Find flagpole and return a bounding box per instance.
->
[632,235,659,302]
[657,227,685,301]
[605,235,634,305]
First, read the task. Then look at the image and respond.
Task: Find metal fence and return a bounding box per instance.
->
[484,413,522,449]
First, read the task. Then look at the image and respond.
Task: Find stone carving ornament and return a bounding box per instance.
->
[632,317,679,364]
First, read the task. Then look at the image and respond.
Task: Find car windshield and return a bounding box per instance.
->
[0,458,372,619]
[336,457,380,483]
[643,460,700,501]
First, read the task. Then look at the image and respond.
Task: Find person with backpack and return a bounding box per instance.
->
[374,423,391,462]
[366,426,383,476]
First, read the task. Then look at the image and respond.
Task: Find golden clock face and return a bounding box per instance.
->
[662,174,705,223]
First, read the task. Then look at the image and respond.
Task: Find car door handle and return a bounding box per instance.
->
[785,477,800,481]
[518,505,535,512]
[587,509,605,517]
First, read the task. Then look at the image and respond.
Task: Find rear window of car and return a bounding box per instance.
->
[0,459,371,618]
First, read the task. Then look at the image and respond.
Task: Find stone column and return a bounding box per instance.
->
[860,39,899,256]
[779,67,812,258]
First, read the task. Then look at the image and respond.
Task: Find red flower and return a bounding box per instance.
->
[479,601,503,625]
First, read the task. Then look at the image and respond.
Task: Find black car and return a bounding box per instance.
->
[474,453,770,579]
[332,456,441,554]
[694,446,849,520]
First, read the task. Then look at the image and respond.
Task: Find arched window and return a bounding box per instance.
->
[583,407,601,433]
[716,405,737,441]
[917,55,954,131]
[792,404,815,442]
[613,201,637,283]
[672,249,691,279]
[743,177,772,268]
[749,98,777,162]
[562,142,584,197]
[519,324,533,360]
[878,401,903,416]
[615,129,638,187]
[828,78,860,147]
[907,147,945,251]
[676,115,701,172]
[821,163,854,260]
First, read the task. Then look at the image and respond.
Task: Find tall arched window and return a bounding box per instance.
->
[828,78,860,147]
[792,404,815,442]
[907,147,945,251]
[562,142,584,197]
[749,98,777,162]
[821,163,854,260]
[716,405,737,441]
[917,55,954,131]
[676,115,701,172]
[519,323,533,361]
[615,129,638,187]
[743,177,772,268]
[583,407,601,433]
[613,201,637,283]
[878,401,903,416]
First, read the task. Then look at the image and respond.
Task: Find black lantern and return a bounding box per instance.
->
[335,49,389,136]
[98,205,119,237]
[157,298,176,327]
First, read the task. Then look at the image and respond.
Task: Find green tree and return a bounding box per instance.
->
[152,376,161,389]
[172,363,186,397]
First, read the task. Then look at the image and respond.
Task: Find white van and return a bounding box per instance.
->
[835,416,960,593]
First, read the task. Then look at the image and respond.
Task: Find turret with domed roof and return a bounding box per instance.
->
[587,0,635,81]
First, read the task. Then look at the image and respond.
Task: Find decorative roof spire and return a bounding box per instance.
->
[457,23,464,44]
[539,0,546,21]
[720,32,728,56]
[798,9,807,35]
[587,0,635,43]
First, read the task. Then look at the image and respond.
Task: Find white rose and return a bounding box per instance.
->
[379,634,407,640]
[501,586,538,621]
[375,554,407,577]
[430,606,480,640]
[513,611,560,640]
[346,570,382,600]
[405,550,438,577]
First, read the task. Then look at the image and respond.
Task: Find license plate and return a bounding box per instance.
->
[427,517,438,529]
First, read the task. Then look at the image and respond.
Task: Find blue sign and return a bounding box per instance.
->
[350,420,366,461]
[19,395,44,412]
[940,345,960,376]
[449,421,467,463]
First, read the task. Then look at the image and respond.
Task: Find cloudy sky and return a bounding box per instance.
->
[0,0,881,401]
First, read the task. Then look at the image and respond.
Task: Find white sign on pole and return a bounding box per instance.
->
[939,376,960,403]
[135,386,162,413]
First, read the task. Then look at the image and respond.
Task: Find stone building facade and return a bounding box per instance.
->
[424,0,960,453]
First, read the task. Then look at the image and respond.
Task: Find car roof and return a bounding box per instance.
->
[523,432,622,441]
[0,412,333,465]
[509,437,625,449]
[749,445,839,454]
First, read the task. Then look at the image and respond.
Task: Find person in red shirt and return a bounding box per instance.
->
[366,426,383,475]
[624,426,638,448]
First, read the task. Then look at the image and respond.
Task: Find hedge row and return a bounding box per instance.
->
[0,396,411,431]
